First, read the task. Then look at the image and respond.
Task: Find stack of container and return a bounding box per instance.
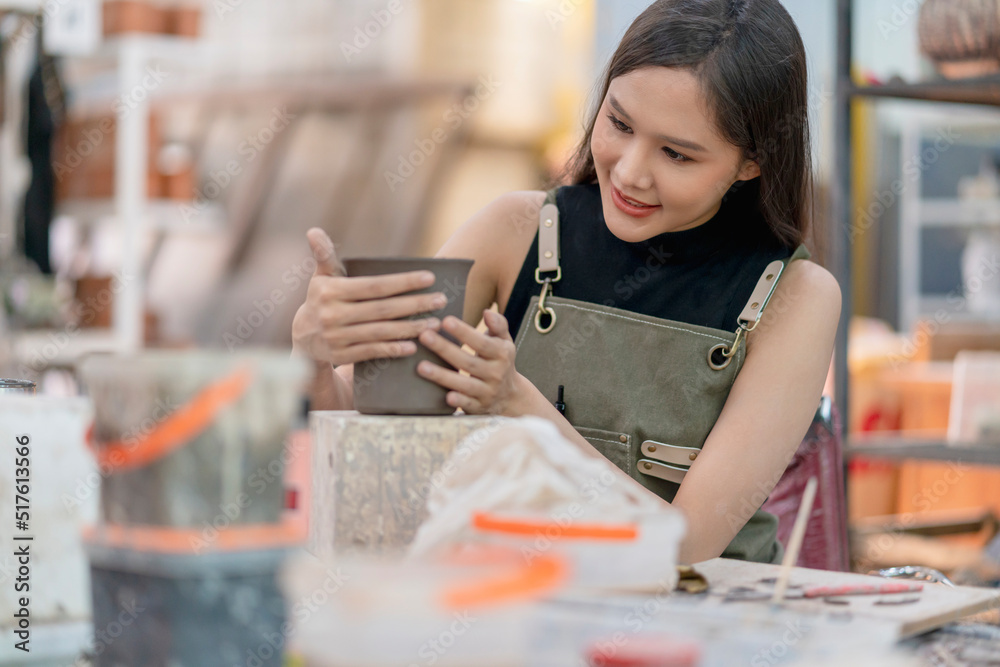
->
[77,351,309,667]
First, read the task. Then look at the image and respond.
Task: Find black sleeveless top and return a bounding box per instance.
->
[504,182,796,337]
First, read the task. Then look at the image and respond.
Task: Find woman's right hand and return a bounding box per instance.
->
[291,228,445,366]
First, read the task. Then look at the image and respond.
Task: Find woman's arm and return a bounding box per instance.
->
[670,259,842,563]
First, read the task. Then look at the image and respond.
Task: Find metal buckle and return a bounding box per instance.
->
[535,266,562,284]
[534,279,557,334]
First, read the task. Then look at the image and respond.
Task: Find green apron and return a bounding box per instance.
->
[512,187,811,563]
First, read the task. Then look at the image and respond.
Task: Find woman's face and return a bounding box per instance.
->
[591,66,760,243]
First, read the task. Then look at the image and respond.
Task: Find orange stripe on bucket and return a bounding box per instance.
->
[472,512,639,541]
[441,553,567,609]
[90,366,254,473]
[83,521,306,554]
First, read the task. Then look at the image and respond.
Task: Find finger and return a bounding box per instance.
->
[439,316,504,360]
[337,271,438,302]
[306,228,344,277]
[418,328,488,377]
[483,309,513,342]
[444,391,481,414]
[334,340,417,366]
[416,360,489,400]
[333,318,440,346]
[338,291,448,326]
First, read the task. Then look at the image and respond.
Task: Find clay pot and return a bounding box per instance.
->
[343,257,474,416]
[919,0,1000,79]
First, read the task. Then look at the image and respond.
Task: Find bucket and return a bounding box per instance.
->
[77,350,310,527]
[344,257,474,416]
[0,379,35,395]
[86,539,287,667]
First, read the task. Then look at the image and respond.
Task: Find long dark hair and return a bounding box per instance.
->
[565,0,813,250]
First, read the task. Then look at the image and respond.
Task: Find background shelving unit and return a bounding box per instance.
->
[835,0,1000,460]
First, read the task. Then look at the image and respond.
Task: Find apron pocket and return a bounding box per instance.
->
[573,425,633,477]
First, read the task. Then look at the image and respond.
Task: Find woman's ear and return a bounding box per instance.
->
[736,158,761,182]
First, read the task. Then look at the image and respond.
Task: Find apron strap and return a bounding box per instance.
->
[736,243,812,329]
[535,187,562,284]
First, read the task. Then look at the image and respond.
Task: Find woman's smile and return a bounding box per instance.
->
[611,183,662,218]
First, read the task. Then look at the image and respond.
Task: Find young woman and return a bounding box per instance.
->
[292,0,841,565]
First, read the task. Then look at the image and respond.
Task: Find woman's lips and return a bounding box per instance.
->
[611,184,661,218]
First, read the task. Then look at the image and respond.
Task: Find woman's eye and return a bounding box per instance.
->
[663,147,690,163]
[607,114,631,133]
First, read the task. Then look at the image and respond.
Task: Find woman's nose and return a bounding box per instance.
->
[614,144,654,192]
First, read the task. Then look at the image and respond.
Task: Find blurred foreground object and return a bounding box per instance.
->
[0,395,94,665]
[78,350,309,667]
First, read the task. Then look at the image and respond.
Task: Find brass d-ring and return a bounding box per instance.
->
[534,279,556,334]
[535,306,556,334]
[535,278,556,334]
[708,344,732,370]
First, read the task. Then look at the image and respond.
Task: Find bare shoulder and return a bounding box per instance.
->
[746,259,842,351]
[434,190,548,322]
[779,260,842,316]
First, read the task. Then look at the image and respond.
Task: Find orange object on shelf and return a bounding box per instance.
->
[878,361,953,434]
[102,0,168,36]
[848,458,900,520]
[167,5,201,37]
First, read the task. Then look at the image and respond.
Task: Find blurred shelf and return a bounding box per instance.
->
[11,329,119,368]
[58,198,226,233]
[848,77,1000,107]
[920,198,1000,226]
[93,34,207,62]
[0,0,44,9]
[847,435,1000,466]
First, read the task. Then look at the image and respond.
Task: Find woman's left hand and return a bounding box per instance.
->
[416,309,523,415]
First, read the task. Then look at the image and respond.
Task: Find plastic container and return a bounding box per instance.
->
[77,350,310,526]
[283,546,565,667]
[344,257,474,416]
[469,510,686,592]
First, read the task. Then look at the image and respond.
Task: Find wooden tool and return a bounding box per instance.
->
[771,476,818,605]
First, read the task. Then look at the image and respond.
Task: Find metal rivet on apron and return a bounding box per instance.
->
[544,251,553,259]
[648,444,657,452]
[767,274,774,281]
[643,462,652,471]
[544,219,553,227]
[619,434,627,443]
[752,302,759,309]
[708,343,733,371]
[689,452,698,461]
